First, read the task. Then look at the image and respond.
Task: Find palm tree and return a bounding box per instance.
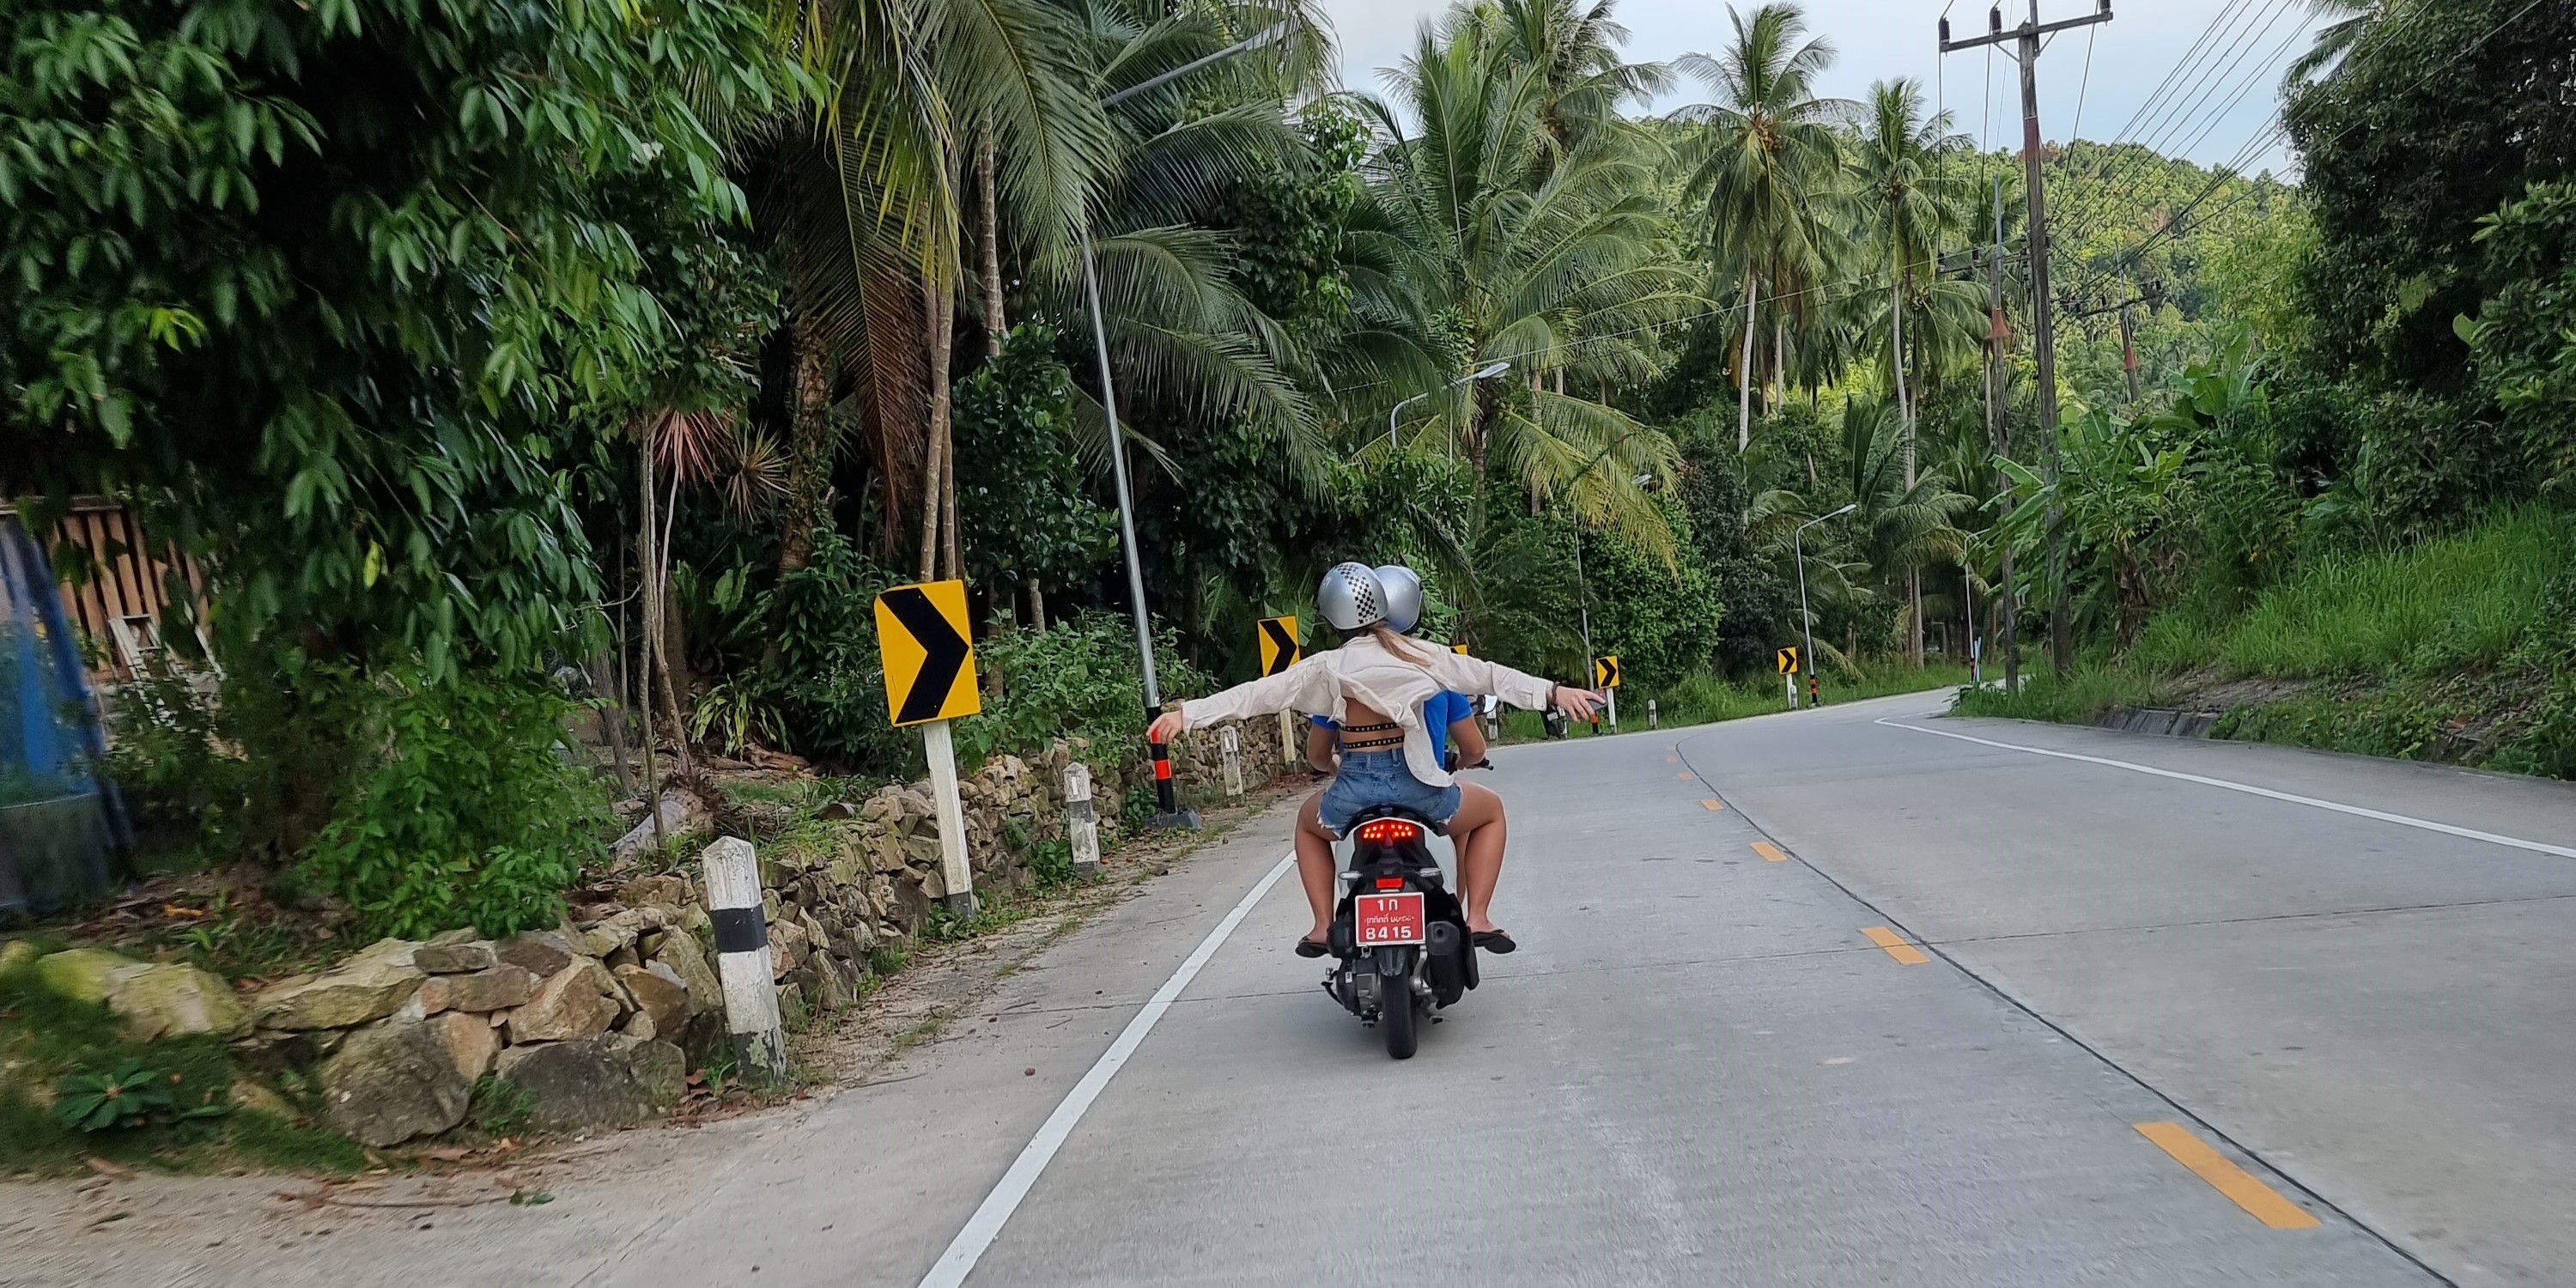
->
[1670,2,1846,450]
[1357,21,1697,556]
[1850,76,1972,663]
[2287,0,2385,84]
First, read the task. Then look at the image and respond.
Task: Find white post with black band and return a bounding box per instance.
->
[1066,763,1101,878]
[702,836,787,1081]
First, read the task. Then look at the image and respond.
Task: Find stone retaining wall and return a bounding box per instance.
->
[7,720,1301,1149]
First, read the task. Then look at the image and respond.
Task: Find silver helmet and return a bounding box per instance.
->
[1315,562,1389,632]
[1373,564,1425,634]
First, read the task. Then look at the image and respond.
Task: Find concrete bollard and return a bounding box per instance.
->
[700,836,787,1083]
[1065,763,1101,878]
[1218,726,1244,798]
[1648,699,1657,729]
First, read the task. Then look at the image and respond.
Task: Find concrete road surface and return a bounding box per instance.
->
[20,690,2572,1287]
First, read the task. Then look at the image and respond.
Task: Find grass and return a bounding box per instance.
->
[1496,661,1975,743]
[1954,506,2576,775]
[0,959,363,1176]
[2132,505,2572,679]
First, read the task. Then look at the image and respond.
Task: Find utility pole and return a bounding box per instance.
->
[1987,177,2020,696]
[2118,302,2141,403]
[1942,0,2109,677]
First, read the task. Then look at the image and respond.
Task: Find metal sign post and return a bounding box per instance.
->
[874,580,983,920]
[1593,656,1620,733]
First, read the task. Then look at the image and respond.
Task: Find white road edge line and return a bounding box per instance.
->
[1876,719,2576,860]
[915,851,1297,1288]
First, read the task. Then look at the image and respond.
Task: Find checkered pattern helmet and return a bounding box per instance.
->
[1373,564,1424,634]
[1315,562,1388,632]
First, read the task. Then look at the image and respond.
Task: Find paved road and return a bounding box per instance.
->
[25,690,2568,1286]
[592,688,2573,1288]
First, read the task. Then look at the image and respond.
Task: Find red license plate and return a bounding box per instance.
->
[1352,892,1426,946]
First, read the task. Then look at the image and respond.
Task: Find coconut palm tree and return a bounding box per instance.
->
[1850,76,1974,662]
[1670,2,1847,450]
[1357,21,1698,556]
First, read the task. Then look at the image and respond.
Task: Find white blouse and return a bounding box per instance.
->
[1176,633,1557,787]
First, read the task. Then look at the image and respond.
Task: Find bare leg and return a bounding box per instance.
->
[1448,782,1507,935]
[1295,793,1340,944]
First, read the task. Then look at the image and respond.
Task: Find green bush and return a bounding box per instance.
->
[299,667,606,939]
[956,613,1212,769]
[751,530,909,774]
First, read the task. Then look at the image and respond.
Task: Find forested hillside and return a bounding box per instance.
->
[7,0,2571,933]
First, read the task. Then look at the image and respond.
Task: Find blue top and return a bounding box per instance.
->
[1313,690,1477,762]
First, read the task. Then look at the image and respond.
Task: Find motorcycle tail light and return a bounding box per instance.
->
[1374,877,1405,890]
[1355,818,1423,845]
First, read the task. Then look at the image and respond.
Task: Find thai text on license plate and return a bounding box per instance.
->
[1352,891,1426,946]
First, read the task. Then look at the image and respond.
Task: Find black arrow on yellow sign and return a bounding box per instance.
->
[1257,616,1302,677]
[878,584,979,725]
[1593,655,1620,689]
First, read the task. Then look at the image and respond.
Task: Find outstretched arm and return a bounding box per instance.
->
[1146,653,1332,743]
[1429,650,1600,722]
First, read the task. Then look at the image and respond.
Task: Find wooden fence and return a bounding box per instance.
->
[0,497,204,683]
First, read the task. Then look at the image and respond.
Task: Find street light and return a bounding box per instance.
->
[1385,361,1511,451]
[1081,22,1286,828]
[1793,503,1857,708]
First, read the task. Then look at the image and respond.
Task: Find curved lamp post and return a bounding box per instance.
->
[1794,503,1857,706]
[1082,22,1286,828]
[1386,361,1512,451]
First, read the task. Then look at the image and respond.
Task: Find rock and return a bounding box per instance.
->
[610,790,710,867]
[493,1039,666,1131]
[648,928,720,1018]
[616,873,693,908]
[576,906,672,957]
[431,1011,500,1081]
[416,964,538,1016]
[617,1037,686,1109]
[426,928,480,947]
[495,929,575,978]
[412,941,496,974]
[0,939,39,976]
[507,960,619,1043]
[807,951,854,1013]
[107,963,247,1042]
[228,1078,296,1118]
[33,948,147,1003]
[766,919,807,979]
[612,963,688,1037]
[320,1020,471,1146]
[253,939,425,1030]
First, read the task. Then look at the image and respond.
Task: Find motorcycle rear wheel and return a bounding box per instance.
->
[1382,974,1420,1060]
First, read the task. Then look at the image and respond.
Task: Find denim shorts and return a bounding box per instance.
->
[1316,750,1461,835]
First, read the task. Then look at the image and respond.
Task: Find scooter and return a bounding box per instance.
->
[1321,806,1478,1059]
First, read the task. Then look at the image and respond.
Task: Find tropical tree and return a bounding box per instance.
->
[1671,2,1848,449]
[1357,20,1696,556]
[1848,76,1974,661]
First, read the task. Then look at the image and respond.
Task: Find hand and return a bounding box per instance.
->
[1147,708,1187,744]
[1552,684,1601,722]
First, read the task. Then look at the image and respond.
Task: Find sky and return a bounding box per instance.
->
[1319,0,2323,176]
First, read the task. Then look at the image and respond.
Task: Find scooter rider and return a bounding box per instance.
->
[1147,563,1598,957]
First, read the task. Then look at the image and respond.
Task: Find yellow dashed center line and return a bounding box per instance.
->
[2134,1123,2322,1230]
[1860,927,1930,965]
[1750,841,1787,862]
[1701,799,1726,812]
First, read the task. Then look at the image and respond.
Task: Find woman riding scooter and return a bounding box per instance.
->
[1147,563,1598,957]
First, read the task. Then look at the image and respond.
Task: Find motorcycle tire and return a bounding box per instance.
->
[1382,974,1420,1060]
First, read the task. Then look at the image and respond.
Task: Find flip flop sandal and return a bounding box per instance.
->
[1472,930,1518,955]
[1295,937,1331,958]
